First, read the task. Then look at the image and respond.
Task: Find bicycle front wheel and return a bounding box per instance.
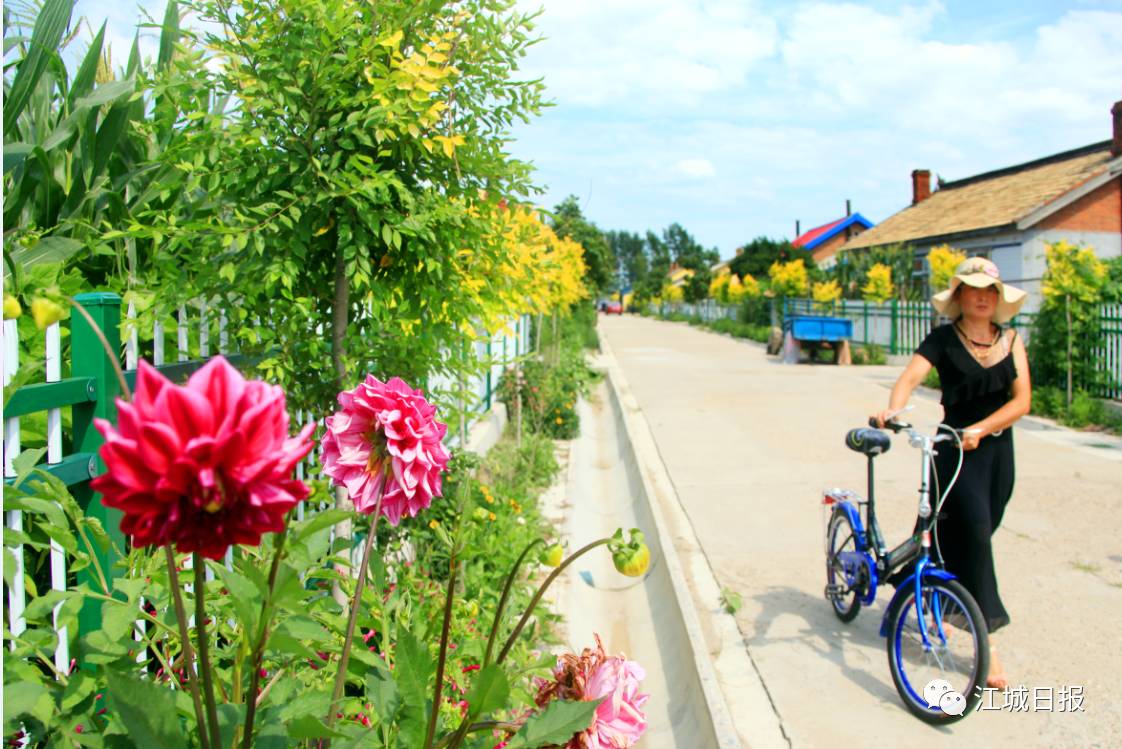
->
[886,577,988,724]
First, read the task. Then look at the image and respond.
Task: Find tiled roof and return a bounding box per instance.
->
[843,142,1117,250]
[793,213,874,250]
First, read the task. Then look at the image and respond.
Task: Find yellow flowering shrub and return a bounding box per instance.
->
[862,262,895,303]
[927,245,967,292]
[768,260,809,298]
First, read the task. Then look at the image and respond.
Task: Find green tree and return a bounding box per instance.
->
[156,0,547,413]
[607,229,647,292]
[551,196,614,293]
[1031,241,1111,400]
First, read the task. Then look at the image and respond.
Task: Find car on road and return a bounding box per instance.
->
[605,301,623,315]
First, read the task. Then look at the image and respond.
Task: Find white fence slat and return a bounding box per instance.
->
[219,310,229,355]
[153,319,165,366]
[177,306,188,363]
[4,318,27,644]
[199,300,209,359]
[125,302,139,371]
[45,323,69,673]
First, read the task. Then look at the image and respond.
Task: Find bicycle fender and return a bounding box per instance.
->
[878,567,957,637]
[833,502,868,547]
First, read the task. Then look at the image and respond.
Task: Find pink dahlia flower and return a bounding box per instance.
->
[320,375,450,524]
[534,635,649,749]
[91,358,315,560]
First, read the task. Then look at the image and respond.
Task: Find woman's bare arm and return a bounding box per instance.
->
[874,354,933,427]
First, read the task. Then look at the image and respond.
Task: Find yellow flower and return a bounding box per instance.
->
[485,495,494,504]
[541,543,564,567]
[429,519,439,529]
[555,417,563,424]
[488,512,496,522]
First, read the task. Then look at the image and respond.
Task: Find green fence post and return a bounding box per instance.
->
[889,300,898,355]
[71,292,125,634]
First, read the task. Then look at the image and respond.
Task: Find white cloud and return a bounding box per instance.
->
[518,0,778,108]
[674,158,716,179]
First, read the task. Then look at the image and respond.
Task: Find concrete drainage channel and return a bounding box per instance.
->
[543,341,789,749]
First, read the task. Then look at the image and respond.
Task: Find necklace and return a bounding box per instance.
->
[955,322,998,348]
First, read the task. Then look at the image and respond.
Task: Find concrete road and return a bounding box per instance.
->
[598,314,1122,749]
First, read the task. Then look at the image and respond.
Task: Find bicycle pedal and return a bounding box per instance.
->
[824,584,846,601]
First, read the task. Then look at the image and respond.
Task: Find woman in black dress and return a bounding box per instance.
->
[873,257,1031,689]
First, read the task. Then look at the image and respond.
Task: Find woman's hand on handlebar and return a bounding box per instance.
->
[872,409,895,429]
[961,424,986,451]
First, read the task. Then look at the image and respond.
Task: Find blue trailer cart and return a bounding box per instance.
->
[782,314,854,363]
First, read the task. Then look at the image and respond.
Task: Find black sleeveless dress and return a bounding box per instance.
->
[915,323,1017,632]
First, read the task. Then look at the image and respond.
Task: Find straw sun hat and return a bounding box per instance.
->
[931,257,1026,324]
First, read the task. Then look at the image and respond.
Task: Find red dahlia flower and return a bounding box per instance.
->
[91,358,315,559]
[321,375,451,524]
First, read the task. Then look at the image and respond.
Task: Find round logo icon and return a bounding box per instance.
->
[924,678,965,715]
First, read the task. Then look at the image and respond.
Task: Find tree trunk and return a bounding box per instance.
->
[331,239,353,606]
[1066,293,1073,408]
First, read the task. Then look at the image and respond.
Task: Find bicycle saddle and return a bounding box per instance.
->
[845,428,891,456]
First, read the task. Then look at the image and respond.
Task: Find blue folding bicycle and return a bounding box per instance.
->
[823,410,989,723]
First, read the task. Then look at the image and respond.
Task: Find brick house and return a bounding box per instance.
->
[840,101,1122,311]
[793,208,874,268]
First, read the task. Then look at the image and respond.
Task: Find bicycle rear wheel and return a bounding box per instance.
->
[825,510,862,622]
[886,577,988,724]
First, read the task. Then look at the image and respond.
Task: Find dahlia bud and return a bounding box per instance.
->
[3,294,20,320]
[30,297,65,329]
[611,529,650,577]
[540,543,564,568]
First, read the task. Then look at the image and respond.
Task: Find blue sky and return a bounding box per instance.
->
[76,0,1122,258]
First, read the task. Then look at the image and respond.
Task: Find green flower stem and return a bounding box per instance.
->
[241,521,292,749]
[483,538,544,668]
[424,480,472,749]
[325,490,385,739]
[165,548,211,749]
[193,555,223,749]
[495,537,613,665]
[443,539,549,749]
[423,553,461,749]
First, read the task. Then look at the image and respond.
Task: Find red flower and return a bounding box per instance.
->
[91,358,315,560]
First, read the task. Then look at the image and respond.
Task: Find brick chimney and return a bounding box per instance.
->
[1112,100,1122,156]
[911,169,931,205]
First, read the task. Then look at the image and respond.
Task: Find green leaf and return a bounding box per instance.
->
[504,699,602,749]
[465,664,509,721]
[365,665,400,722]
[4,0,75,133]
[392,629,430,711]
[106,671,188,749]
[291,509,352,544]
[157,0,179,71]
[2,679,54,729]
[287,715,345,739]
[215,563,261,636]
[4,142,33,174]
[10,236,83,268]
[67,21,106,108]
[60,670,96,712]
[217,702,246,749]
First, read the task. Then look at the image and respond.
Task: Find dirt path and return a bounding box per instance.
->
[599,314,1121,749]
